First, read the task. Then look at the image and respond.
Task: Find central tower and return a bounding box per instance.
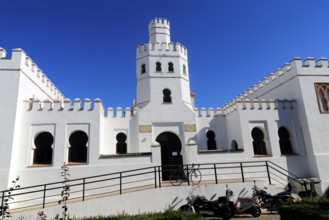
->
[136,18,192,109]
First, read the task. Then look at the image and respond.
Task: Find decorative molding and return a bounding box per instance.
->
[184,124,196,132]
[198,149,244,154]
[99,152,152,159]
[139,125,152,133]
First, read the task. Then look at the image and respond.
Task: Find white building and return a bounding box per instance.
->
[1,18,329,194]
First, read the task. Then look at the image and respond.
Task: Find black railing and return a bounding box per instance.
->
[0,160,305,212]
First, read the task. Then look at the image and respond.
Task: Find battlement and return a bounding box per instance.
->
[107,106,138,118]
[0,48,64,100]
[225,57,329,107]
[24,98,104,113]
[222,99,296,115]
[195,99,296,117]
[136,42,187,58]
[149,18,170,28]
[194,107,223,117]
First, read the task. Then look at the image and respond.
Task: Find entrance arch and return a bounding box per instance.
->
[156,132,183,180]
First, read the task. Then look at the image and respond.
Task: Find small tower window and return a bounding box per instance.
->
[278,127,293,155]
[251,127,267,155]
[206,130,217,150]
[163,89,172,103]
[156,62,162,72]
[116,132,127,154]
[68,130,88,163]
[315,83,329,112]
[33,132,53,165]
[168,62,174,72]
[183,64,187,75]
[141,64,146,74]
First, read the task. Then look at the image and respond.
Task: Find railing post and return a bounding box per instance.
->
[266,161,272,185]
[119,172,122,194]
[240,162,245,182]
[154,167,157,188]
[186,165,190,186]
[158,166,161,188]
[214,164,218,184]
[42,185,46,208]
[82,178,85,201]
[1,191,5,214]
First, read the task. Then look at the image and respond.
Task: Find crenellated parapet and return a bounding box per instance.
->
[23,98,104,112]
[227,57,329,104]
[136,42,187,59]
[106,106,138,118]
[221,99,296,115]
[0,48,64,100]
[194,107,223,117]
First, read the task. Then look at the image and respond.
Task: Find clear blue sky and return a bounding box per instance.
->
[2,0,329,109]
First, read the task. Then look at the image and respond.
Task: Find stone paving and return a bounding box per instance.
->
[231,214,280,220]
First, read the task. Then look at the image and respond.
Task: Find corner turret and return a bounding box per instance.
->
[148,18,170,43]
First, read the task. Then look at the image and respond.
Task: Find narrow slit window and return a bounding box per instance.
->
[168,62,174,72]
[141,64,146,74]
[156,62,162,72]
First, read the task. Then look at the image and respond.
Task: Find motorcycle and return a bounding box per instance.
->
[179,193,232,220]
[252,181,294,212]
[226,186,261,217]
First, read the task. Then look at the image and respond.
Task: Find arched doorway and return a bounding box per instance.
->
[156,132,183,180]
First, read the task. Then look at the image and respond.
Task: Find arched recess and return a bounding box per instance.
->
[278,127,293,155]
[231,140,238,150]
[206,130,217,150]
[68,130,88,163]
[116,132,127,154]
[33,132,54,165]
[251,127,267,155]
[156,132,183,180]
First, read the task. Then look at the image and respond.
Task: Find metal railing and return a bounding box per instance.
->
[0,160,305,212]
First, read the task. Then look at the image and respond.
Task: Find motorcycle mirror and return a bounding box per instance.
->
[210,193,217,201]
[239,188,245,196]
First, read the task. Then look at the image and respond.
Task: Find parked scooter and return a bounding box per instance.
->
[179,193,232,220]
[252,181,293,212]
[226,186,261,217]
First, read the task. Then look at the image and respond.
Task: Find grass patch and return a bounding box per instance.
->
[78,210,205,220]
[279,197,329,220]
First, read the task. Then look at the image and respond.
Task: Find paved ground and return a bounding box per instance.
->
[231,214,280,220]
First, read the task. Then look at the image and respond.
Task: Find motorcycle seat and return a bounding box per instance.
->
[238,196,253,202]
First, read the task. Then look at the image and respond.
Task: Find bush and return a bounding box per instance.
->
[79,210,205,220]
[279,198,329,220]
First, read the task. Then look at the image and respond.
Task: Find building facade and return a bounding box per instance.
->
[1,18,329,193]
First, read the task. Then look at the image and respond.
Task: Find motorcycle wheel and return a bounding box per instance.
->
[220,207,232,220]
[249,206,261,217]
[179,204,192,212]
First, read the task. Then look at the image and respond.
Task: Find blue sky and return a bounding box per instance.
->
[2,0,329,109]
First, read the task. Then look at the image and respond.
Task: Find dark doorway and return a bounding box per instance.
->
[156,132,183,180]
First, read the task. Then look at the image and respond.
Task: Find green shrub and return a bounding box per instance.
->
[79,210,205,220]
[279,198,329,220]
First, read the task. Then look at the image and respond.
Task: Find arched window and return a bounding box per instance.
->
[315,83,329,112]
[278,127,293,155]
[231,140,238,151]
[163,89,172,103]
[168,62,174,72]
[116,133,127,154]
[156,62,162,72]
[68,130,88,163]
[206,130,217,150]
[251,127,267,155]
[183,64,187,75]
[141,64,146,74]
[33,132,53,164]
